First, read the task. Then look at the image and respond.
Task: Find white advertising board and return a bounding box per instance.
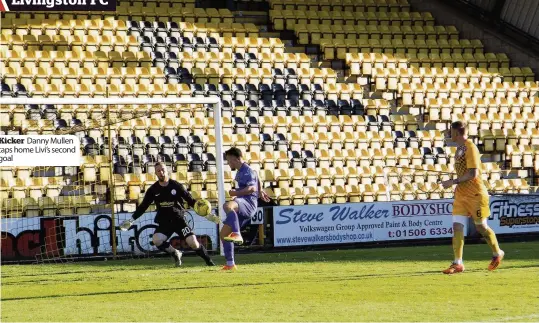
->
[273,200,457,247]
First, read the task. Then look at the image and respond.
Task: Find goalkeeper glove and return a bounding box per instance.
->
[206,213,221,224]
[120,218,134,231]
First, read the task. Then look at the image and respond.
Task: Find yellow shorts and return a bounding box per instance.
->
[453,194,490,224]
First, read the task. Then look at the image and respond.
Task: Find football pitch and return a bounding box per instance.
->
[2,241,538,322]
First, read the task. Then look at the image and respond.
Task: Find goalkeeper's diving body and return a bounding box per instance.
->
[120,162,218,267]
[220,147,270,271]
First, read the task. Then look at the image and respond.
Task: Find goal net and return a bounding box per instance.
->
[0,97,225,264]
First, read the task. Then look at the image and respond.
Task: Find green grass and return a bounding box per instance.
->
[2,241,539,322]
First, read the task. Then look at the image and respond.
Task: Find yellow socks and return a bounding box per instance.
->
[482,226,502,255]
[453,230,464,263]
[452,226,501,264]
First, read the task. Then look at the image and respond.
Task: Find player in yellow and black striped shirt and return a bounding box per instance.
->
[441,121,504,274]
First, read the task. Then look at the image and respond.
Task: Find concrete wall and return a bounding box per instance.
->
[501,0,539,40]
[466,0,497,11]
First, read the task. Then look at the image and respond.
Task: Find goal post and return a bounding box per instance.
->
[1,96,226,262]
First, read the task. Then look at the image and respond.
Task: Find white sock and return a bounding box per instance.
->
[166,245,177,253]
[454,259,463,265]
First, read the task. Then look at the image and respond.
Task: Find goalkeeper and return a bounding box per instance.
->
[120,162,219,267]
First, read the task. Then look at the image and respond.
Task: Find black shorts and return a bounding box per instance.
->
[154,216,195,240]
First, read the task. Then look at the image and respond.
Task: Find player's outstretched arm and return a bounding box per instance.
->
[178,183,220,223]
[120,187,154,231]
[229,186,256,197]
[177,183,197,209]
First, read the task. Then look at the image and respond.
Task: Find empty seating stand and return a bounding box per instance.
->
[0,0,537,218]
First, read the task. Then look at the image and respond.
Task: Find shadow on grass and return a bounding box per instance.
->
[87,239,539,266]
[3,241,538,281]
[4,264,538,302]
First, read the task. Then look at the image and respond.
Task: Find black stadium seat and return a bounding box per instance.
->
[142,154,157,171]
[82,137,100,156]
[1,83,12,96]
[300,84,312,101]
[188,135,204,155]
[290,150,303,168]
[205,84,219,96]
[187,153,203,172]
[207,37,219,51]
[127,155,143,174]
[260,84,273,101]
[302,150,317,168]
[113,155,128,175]
[286,84,300,101]
[219,84,233,101]
[191,83,205,97]
[232,84,246,101]
[54,119,68,130]
[159,136,175,155]
[144,136,160,156]
[261,133,274,152]
[151,51,166,68]
[129,136,145,157]
[203,153,217,172]
[43,104,58,120]
[246,84,260,101]
[154,36,167,52]
[13,83,28,97]
[166,37,181,52]
[26,104,42,120]
[153,21,168,39]
[275,133,288,151]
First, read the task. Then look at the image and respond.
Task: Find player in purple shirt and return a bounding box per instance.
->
[220,147,270,270]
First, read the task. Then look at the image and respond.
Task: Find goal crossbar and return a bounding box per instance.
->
[1,96,226,257]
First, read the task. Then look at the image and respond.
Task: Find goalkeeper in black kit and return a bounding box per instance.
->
[120,162,220,267]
